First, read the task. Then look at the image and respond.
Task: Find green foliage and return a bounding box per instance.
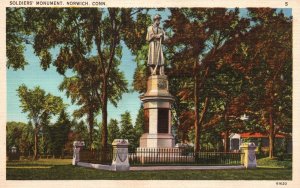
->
[125,10,152,94]
[235,9,292,157]
[6,8,29,70]
[134,106,144,138]
[163,8,291,155]
[132,54,148,93]
[122,10,152,54]
[132,106,145,149]
[273,138,289,160]
[257,157,292,169]
[6,121,34,155]
[119,111,135,150]
[47,110,72,157]
[108,119,120,144]
[90,123,102,150]
[17,84,64,123]
[17,84,65,159]
[73,120,89,142]
[19,8,144,148]
[110,108,145,150]
[164,8,250,152]
[8,8,292,157]
[58,56,128,116]
[119,111,134,137]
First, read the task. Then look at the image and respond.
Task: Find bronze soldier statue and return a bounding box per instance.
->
[146,14,167,75]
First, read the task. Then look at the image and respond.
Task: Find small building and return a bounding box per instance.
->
[229,133,292,154]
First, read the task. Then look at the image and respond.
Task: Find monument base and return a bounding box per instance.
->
[139,133,175,148]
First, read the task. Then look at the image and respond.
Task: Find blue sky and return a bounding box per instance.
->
[7,39,141,124]
[6,8,292,125]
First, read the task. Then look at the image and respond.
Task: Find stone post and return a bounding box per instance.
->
[111,139,130,171]
[240,142,257,168]
[72,141,85,166]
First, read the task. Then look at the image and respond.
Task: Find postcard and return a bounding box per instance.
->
[0,0,299,188]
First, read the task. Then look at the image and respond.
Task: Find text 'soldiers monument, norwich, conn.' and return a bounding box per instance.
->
[139,14,175,148]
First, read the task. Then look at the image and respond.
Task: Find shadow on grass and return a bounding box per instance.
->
[7,163,56,167]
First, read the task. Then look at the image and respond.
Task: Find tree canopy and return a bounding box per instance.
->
[17,84,64,159]
[7,8,292,159]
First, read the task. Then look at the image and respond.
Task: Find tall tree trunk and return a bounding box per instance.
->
[269,112,275,158]
[101,79,108,149]
[34,128,39,160]
[88,111,94,150]
[198,97,209,151]
[199,97,209,126]
[194,75,200,153]
[223,111,230,152]
[224,129,230,152]
[194,64,210,152]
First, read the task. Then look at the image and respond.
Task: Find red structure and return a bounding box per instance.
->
[228,133,292,154]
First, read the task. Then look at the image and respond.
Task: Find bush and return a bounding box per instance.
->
[257,157,292,169]
[7,152,20,161]
[276,151,285,161]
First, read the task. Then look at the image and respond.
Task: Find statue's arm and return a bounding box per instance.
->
[156,29,168,43]
[146,26,154,42]
[146,26,162,42]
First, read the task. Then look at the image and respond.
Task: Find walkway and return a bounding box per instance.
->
[77,162,245,171]
[130,165,245,171]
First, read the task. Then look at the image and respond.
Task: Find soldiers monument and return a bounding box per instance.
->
[139,14,175,148]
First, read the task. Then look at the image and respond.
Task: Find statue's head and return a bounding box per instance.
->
[153,14,162,26]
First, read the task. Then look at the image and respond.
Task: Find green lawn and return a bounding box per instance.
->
[6,158,292,180]
[257,157,292,169]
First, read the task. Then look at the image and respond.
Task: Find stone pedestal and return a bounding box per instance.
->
[240,142,257,168]
[111,139,130,171]
[72,141,85,165]
[139,75,175,148]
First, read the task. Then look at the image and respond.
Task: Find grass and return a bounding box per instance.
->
[257,157,292,169]
[6,158,292,180]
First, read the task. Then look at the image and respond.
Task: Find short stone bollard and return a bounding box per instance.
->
[240,142,257,168]
[111,139,130,171]
[72,141,85,165]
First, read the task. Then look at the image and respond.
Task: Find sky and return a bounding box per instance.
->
[7,38,141,124]
[6,8,292,125]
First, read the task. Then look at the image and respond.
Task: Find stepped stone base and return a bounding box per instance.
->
[139,133,175,148]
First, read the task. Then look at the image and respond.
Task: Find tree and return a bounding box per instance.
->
[132,106,145,149]
[72,120,90,145]
[19,121,34,156]
[48,110,72,157]
[119,111,135,150]
[17,84,64,159]
[165,8,249,152]
[6,121,24,153]
[91,122,102,150]
[59,56,128,149]
[38,111,52,156]
[244,9,292,158]
[108,119,120,144]
[17,8,153,149]
[210,8,292,156]
[207,63,249,152]
[6,8,29,70]
[6,121,34,155]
